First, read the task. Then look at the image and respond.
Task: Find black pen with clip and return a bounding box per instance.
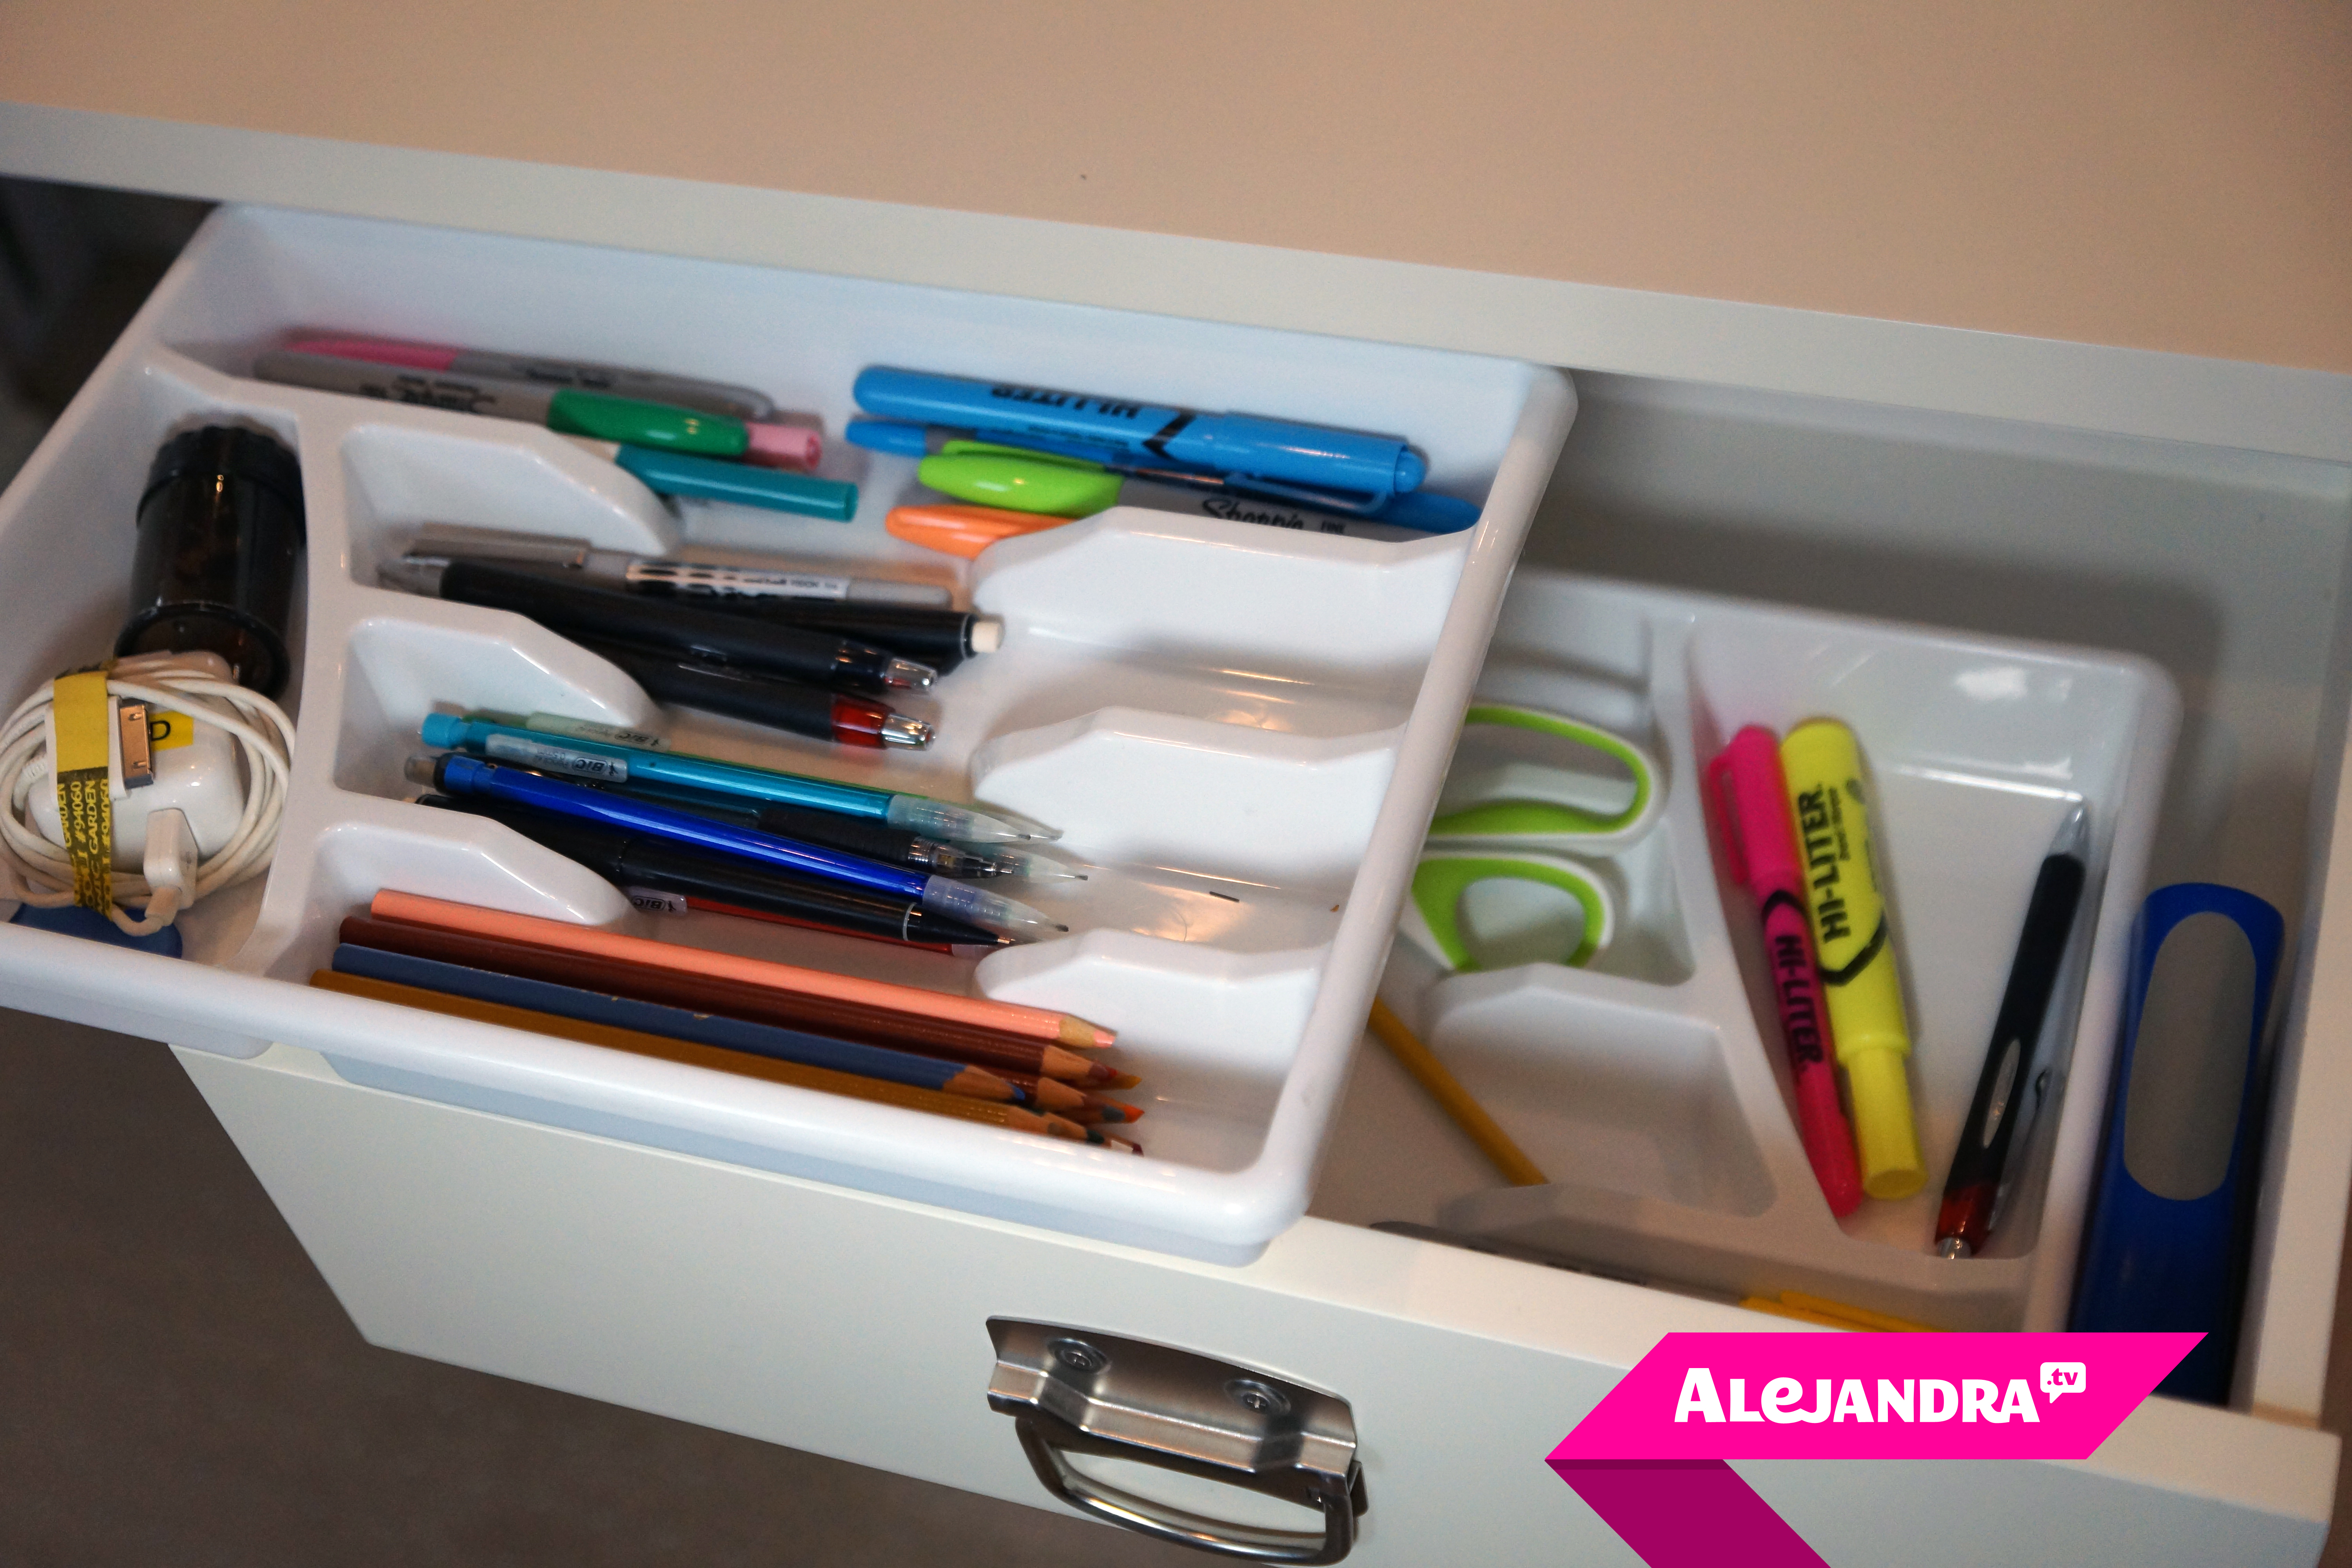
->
[1936,802,2091,1259]
[380,557,934,698]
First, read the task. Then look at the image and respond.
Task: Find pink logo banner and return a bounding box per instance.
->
[1553,1331,2197,1462]
[1549,1333,2199,1568]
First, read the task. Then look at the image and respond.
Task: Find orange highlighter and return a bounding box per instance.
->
[1706,725,1866,1216]
[886,503,1067,559]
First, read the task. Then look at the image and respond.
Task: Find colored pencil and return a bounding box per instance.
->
[1735,1293,1934,1332]
[328,942,1024,1103]
[369,890,1115,1047]
[333,916,1125,1085]
[1775,1292,1935,1333]
[310,970,1090,1142]
[1367,997,1548,1187]
[991,1067,1145,1122]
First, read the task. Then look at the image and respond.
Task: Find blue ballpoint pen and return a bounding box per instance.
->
[428,713,1058,843]
[852,368,1428,500]
[845,418,1479,533]
[409,753,1067,940]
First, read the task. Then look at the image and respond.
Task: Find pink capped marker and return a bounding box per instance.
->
[1706,724,1866,1218]
[289,332,780,424]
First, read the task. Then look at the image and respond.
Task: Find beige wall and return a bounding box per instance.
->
[4,2,2346,372]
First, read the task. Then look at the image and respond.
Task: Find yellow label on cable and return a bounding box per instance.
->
[146,709,196,751]
[51,669,116,911]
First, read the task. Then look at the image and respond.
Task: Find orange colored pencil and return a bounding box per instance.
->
[370,890,1115,1047]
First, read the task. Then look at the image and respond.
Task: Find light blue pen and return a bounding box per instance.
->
[425,712,1058,842]
[853,368,1428,500]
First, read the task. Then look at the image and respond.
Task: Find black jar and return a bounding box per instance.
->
[115,425,305,697]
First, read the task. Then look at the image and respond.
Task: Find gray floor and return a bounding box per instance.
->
[0,1010,1200,1568]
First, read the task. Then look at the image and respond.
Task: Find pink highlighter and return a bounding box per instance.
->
[1706,724,1866,1217]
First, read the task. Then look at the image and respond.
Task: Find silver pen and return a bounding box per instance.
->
[285,333,776,420]
[399,526,951,606]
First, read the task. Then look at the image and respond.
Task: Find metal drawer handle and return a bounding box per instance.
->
[986,1319,1368,1564]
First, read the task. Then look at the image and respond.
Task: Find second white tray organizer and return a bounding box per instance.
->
[0,205,1575,1263]
[1372,570,2180,1329]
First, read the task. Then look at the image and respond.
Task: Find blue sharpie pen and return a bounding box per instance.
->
[851,368,1427,500]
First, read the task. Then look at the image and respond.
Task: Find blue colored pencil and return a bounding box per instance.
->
[328,943,1025,1103]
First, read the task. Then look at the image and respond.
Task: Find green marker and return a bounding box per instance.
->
[251,349,822,468]
[917,443,1127,515]
[542,387,740,456]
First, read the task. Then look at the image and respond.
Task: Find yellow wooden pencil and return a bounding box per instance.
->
[1368,997,1548,1187]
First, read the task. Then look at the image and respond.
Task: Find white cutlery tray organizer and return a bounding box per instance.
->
[0,205,1574,1264]
[1363,570,2180,1329]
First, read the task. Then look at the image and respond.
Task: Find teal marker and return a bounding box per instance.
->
[423,712,1057,843]
[590,440,858,521]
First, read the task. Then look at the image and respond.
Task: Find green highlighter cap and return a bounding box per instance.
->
[918,446,1125,517]
[547,387,749,459]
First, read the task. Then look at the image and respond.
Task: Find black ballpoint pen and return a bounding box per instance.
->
[379,557,935,697]
[675,599,1002,673]
[1936,802,2091,1259]
[574,637,934,750]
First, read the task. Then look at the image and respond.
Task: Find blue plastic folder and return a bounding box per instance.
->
[2069,883,2284,1404]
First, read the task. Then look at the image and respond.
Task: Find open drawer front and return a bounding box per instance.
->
[9,206,2352,1564]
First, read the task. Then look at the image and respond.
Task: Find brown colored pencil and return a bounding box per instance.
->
[338,915,1128,1085]
[312,969,1068,1139]
[982,1068,1087,1114]
[370,889,1116,1048]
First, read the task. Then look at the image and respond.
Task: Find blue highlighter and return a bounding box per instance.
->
[2069,883,2284,1404]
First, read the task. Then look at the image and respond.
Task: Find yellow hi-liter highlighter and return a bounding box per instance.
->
[1781,719,1926,1200]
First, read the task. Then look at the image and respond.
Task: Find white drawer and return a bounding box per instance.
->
[9,207,2350,1564]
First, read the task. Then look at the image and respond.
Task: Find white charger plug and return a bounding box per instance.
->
[139,808,197,926]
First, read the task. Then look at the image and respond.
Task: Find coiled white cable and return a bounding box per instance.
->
[0,663,296,936]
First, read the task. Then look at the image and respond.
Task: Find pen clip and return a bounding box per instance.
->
[1702,750,1752,889]
[409,525,595,569]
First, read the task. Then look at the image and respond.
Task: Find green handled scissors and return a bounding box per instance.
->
[1426,703,1661,852]
[1400,848,1617,973]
